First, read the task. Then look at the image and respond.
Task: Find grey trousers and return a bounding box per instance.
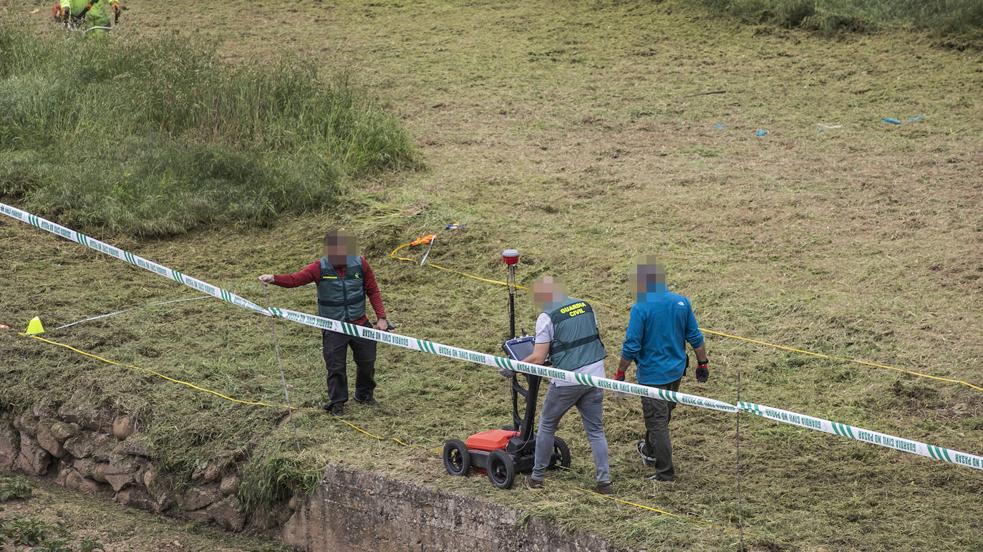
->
[641,378,682,481]
[532,384,610,484]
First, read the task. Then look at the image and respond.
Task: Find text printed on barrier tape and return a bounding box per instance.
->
[2,202,980,471]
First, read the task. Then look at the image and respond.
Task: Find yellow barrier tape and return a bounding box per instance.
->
[391,243,520,288]
[389,242,980,392]
[573,486,709,525]
[22,334,400,442]
[23,332,698,525]
[699,328,983,392]
[339,419,384,441]
[26,334,280,409]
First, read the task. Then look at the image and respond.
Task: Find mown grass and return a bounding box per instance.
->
[0,24,417,237]
[701,0,983,45]
[1,1,981,551]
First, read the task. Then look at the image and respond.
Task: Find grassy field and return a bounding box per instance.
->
[1,1,981,551]
[0,23,416,236]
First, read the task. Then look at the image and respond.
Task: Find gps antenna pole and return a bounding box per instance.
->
[502,249,519,339]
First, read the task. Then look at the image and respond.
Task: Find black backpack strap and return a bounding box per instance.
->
[549,333,601,355]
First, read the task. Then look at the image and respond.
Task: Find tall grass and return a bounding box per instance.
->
[0,25,418,236]
[700,0,983,43]
[237,437,323,515]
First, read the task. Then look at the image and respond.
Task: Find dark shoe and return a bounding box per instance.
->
[523,476,544,490]
[596,482,614,495]
[646,474,674,484]
[323,403,345,416]
[637,440,657,467]
[354,396,377,406]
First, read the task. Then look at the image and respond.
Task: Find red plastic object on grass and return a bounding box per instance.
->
[466,429,519,452]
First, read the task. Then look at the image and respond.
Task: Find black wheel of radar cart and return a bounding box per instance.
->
[487,450,516,489]
[443,440,471,476]
[549,436,572,470]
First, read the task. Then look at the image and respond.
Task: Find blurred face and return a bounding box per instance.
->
[631,256,666,297]
[323,230,357,264]
[532,276,567,309]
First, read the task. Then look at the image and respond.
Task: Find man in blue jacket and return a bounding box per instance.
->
[616,259,709,482]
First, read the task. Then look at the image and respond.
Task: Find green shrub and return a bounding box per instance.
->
[237,437,322,515]
[0,476,32,501]
[0,24,418,236]
[2,517,51,546]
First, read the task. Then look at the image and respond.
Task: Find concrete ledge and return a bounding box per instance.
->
[283,463,631,552]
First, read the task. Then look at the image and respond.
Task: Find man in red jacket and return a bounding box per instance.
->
[259,230,389,416]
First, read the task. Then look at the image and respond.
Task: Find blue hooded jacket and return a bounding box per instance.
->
[620,284,704,385]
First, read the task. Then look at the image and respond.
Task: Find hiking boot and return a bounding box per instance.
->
[596,482,614,495]
[637,440,657,467]
[323,403,345,416]
[354,396,378,406]
[524,476,544,490]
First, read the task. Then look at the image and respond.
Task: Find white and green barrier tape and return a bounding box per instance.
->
[3,202,981,471]
[0,204,269,317]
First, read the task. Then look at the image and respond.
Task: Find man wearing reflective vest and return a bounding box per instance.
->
[616,258,708,483]
[53,0,121,30]
[520,276,612,493]
[259,230,388,416]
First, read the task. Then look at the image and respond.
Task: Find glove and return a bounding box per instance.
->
[615,369,626,382]
[695,360,709,383]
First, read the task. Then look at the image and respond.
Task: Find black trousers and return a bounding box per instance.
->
[322,324,377,407]
[640,377,682,481]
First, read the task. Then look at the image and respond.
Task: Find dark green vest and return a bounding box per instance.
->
[547,299,606,371]
[316,256,366,321]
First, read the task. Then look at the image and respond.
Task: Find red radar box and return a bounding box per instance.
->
[465,429,519,452]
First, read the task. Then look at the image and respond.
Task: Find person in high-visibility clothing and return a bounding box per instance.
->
[53,0,121,30]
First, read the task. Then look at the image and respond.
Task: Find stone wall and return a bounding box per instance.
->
[0,392,270,532]
[2,397,629,551]
[282,464,631,552]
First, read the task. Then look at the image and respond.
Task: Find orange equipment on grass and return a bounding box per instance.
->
[465,429,519,452]
[409,234,436,247]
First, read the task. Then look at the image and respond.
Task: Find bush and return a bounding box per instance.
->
[0,25,418,236]
[0,476,32,501]
[2,517,51,546]
[237,437,322,515]
[700,0,982,43]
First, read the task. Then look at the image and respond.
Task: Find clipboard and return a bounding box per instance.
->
[502,335,537,361]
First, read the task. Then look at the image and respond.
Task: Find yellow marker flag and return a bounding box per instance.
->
[25,317,45,336]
